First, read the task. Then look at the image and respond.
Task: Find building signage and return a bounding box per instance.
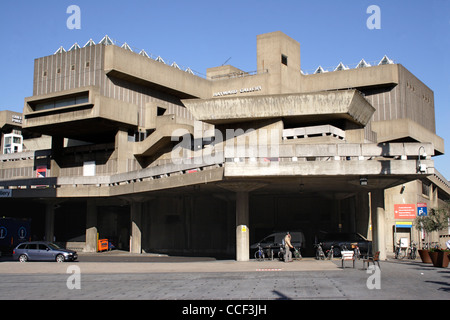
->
[395,221,413,229]
[213,85,262,97]
[36,166,47,178]
[0,189,12,198]
[394,204,416,219]
[417,203,428,216]
[11,115,22,124]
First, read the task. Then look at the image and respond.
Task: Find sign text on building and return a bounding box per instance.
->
[394,204,416,219]
[213,86,262,97]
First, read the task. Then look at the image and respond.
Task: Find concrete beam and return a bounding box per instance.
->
[182,90,375,126]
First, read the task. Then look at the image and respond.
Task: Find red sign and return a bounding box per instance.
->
[394,204,416,219]
[36,166,47,178]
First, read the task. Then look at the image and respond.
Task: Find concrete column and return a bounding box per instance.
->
[85,201,98,253]
[371,189,387,260]
[130,202,143,254]
[217,181,267,261]
[115,129,129,173]
[236,191,249,261]
[45,203,55,242]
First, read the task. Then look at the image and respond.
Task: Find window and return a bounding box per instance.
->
[38,244,49,250]
[33,93,89,111]
[83,161,96,177]
[281,54,288,66]
[422,181,431,197]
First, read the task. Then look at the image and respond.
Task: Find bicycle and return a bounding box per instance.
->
[407,241,417,260]
[265,244,274,261]
[325,245,334,260]
[315,243,325,260]
[394,240,406,259]
[352,244,361,260]
[277,244,284,261]
[254,243,265,261]
[293,247,302,260]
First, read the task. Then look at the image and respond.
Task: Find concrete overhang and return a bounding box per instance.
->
[23,87,139,142]
[0,110,23,131]
[301,64,400,92]
[104,45,211,100]
[182,89,375,126]
[371,119,445,155]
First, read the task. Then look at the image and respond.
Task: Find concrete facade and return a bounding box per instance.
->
[0,31,449,261]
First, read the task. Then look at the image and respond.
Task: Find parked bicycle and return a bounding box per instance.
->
[265,244,274,261]
[394,240,406,259]
[254,243,265,261]
[325,245,334,260]
[352,244,361,260]
[407,241,417,260]
[315,242,326,260]
[293,246,302,260]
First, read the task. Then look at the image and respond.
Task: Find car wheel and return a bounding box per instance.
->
[56,254,65,263]
[19,254,28,262]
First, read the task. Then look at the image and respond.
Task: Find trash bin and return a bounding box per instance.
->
[98,239,108,252]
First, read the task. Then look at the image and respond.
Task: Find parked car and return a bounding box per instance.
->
[251,231,306,259]
[316,232,372,257]
[13,241,78,262]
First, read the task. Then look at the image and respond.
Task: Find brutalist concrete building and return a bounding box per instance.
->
[1,31,449,260]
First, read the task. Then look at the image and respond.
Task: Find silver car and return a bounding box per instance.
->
[13,241,78,262]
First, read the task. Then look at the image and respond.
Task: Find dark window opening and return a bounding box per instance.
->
[281,54,288,66]
[157,107,167,116]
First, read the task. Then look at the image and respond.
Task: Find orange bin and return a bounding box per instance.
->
[98,239,108,252]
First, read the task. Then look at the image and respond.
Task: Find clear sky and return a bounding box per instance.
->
[0,0,449,179]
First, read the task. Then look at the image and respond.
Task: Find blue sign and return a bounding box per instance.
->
[18,226,27,239]
[417,203,428,216]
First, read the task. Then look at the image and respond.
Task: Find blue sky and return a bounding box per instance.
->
[1,0,449,179]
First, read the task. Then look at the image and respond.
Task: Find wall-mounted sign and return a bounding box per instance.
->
[417,203,428,216]
[394,204,416,219]
[11,115,22,124]
[36,166,47,178]
[213,86,262,97]
[395,221,413,228]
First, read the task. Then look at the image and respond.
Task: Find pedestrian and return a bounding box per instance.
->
[284,232,293,262]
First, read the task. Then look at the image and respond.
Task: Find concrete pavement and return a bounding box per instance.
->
[0,252,449,301]
[0,252,339,274]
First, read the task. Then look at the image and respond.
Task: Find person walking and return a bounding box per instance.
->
[284,232,293,262]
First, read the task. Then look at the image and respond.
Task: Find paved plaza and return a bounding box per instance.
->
[0,252,449,302]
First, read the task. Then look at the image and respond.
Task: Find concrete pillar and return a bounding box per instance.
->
[217,181,267,261]
[115,129,129,173]
[85,201,98,253]
[130,202,142,254]
[371,189,387,260]
[236,191,249,261]
[45,203,55,242]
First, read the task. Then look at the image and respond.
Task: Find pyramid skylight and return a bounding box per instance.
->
[99,35,114,46]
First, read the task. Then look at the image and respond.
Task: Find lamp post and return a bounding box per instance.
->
[417,146,427,173]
